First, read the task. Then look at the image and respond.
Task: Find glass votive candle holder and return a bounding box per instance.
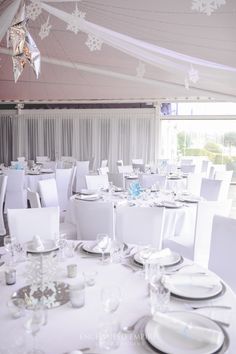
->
[5,268,16,285]
[69,282,85,308]
[7,297,25,318]
[67,264,77,278]
[83,271,97,287]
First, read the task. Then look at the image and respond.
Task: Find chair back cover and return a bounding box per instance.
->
[85,174,109,190]
[138,173,166,189]
[36,156,49,163]
[132,159,143,164]
[8,207,60,243]
[108,173,125,189]
[4,169,27,211]
[27,188,41,208]
[118,165,133,174]
[193,199,232,268]
[200,178,222,201]
[75,161,89,192]
[215,170,233,201]
[75,200,114,239]
[187,173,202,195]
[38,178,59,207]
[56,168,72,211]
[180,164,196,174]
[209,215,236,292]
[101,160,108,168]
[0,176,7,234]
[116,206,165,248]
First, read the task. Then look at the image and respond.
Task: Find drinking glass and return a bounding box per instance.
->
[98,318,121,350]
[109,240,122,263]
[101,285,122,314]
[149,279,170,314]
[83,270,98,287]
[96,234,110,264]
[55,233,67,262]
[4,235,16,265]
[24,305,47,354]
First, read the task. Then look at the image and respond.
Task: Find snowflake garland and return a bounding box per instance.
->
[188,65,200,84]
[191,0,226,16]
[26,0,42,21]
[85,34,103,51]
[67,3,86,35]
[136,61,146,78]
[39,16,52,40]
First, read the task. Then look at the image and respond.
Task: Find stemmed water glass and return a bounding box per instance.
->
[55,233,67,262]
[24,304,47,354]
[96,234,110,264]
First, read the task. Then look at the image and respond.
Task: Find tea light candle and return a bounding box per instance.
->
[67,264,77,278]
[69,282,85,308]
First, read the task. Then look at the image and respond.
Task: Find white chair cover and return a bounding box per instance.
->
[208,166,216,179]
[118,165,133,174]
[186,173,202,195]
[215,170,233,201]
[75,200,114,239]
[27,188,41,208]
[138,173,166,189]
[180,158,193,166]
[116,160,123,166]
[116,206,165,248]
[85,174,109,190]
[180,165,196,174]
[98,167,109,175]
[68,166,77,198]
[213,164,226,172]
[201,160,210,176]
[209,215,236,292]
[75,161,89,192]
[200,178,222,201]
[132,163,145,172]
[101,160,108,167]
[36,156,50,163]
[8,207,60,243]
[56,168,73,211]
[165,163,178,174]
[38,178,59,207]
[108,173,125,189]
[132,159,143,164]
[4,170,27,212]
[17,157,26,162]
[0,175,7,235]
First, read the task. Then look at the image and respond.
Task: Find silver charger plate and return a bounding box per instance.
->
[26,239,58,254]
[133,251,183,268]
[81,241,128,256]
[133,315,229,354]
[12,281,70,309]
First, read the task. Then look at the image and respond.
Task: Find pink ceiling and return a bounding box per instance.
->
[0,0,236,101]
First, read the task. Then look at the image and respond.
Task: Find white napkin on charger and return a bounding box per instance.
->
[153,312,223,346]
[32,235,44,251]
[139,248,172,261]
[92,237,111,252]
[76,194,99,200]
[162,274,220,289]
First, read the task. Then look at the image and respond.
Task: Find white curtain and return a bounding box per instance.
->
[0,108,159,170]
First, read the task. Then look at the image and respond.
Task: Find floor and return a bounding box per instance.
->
[1,185,236,247]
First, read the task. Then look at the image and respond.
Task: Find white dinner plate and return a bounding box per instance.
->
[26,239,58,254]
[78,189,97,195]
[161,201,183,208]
[165,274,223,300]
[75,194,100,201]
[178,195,201,203]
[145,312,224,354]
[82,241,111,255]
[133,250,181,267]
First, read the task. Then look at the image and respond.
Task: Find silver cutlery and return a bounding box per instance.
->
[121,263,139,272]
[191,305,231,310]
[122,318,142,333]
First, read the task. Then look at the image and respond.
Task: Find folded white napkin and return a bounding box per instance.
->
[77,194,99,200]
[153,312,223,346]
[92,237,111,252]
[139,248,172,262]
[163,274,219,289]
[32,235,44,251]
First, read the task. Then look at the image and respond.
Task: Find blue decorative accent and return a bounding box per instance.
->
[129,182,142,199]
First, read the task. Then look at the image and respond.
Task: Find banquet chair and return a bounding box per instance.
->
[132,163,145,172]
[74,200,115,240]
[108,173,125,189]
[163,199,232,268]
[55,168,73,211]
[17,157,26,162]
[4,169,27,212]
[215,170,233,201]
[200,178,222,201]
[101,160,108,168]
[116,206,166,248]
[138,173,166,189]
[186,173,202,195]
[75,160,89,192]
[85,174,109,190]
[132,159,143,164]
[98,167,109,175]
[180,158,193,166]
[209,215,236,292]
[165,163,178,174]
[38,178,59,207]
[68,165,77,198]
[0,176,7,235]
[208,166,216,179]
[118,165,133,174]
[116,160,123,167]
[201,160,210,176]
[8,207,60,244]
[180,164,196,174]
[36,156,49,163]
[27,189,77,240]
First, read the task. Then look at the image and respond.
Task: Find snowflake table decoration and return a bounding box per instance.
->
[39,16,52,40]
[136,61,146,78]
[192,0,226,16]
[85,34,103,51]
[26,0,42,21]
[67,3,86,35]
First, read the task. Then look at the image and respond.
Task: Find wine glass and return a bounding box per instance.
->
[55,233,67,262]
[4,235,16,265]
[101,285,122,314]
[96,234,110,264]
[24,305,47,354]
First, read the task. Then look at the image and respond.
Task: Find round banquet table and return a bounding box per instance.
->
[0,244,235,354]
[24,172,55,192]
[65,191,197,241]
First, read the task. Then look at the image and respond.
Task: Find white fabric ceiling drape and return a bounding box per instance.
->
[1,108,159,170]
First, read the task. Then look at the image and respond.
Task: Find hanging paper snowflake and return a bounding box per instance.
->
[85,34,103,51]
[67,3,86,35]
[26,0,42,21]
[184,77,190,90]
[136,61,146,78]
[188,65,200,83]
[39,16,52,40]
[191,0,226,16]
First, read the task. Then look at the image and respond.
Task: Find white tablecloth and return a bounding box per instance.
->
[0,246,235,354]
[66,192,197,240]
[24,173,55,192]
